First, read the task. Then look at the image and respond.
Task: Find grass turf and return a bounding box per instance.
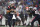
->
[0,25,39,27]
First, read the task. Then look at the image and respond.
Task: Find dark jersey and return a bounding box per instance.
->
[7,6,16,14]
[7,6,16,10]
[6,6,16,19]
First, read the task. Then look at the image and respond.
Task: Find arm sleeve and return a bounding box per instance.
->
[6,6,10,10]
[13,6,16,9]
[14,6,16,9]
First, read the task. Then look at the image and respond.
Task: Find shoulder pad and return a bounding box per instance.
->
[8,6,10,8]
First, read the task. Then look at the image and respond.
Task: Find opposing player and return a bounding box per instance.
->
[31,9,40,27]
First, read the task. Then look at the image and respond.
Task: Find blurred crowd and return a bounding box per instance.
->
[0,0,40,14]
[0,0,40,26]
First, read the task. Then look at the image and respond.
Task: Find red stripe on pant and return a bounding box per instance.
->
[31,16,36,22]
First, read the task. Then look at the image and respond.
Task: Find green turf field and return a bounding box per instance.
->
[0,25,39,27]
